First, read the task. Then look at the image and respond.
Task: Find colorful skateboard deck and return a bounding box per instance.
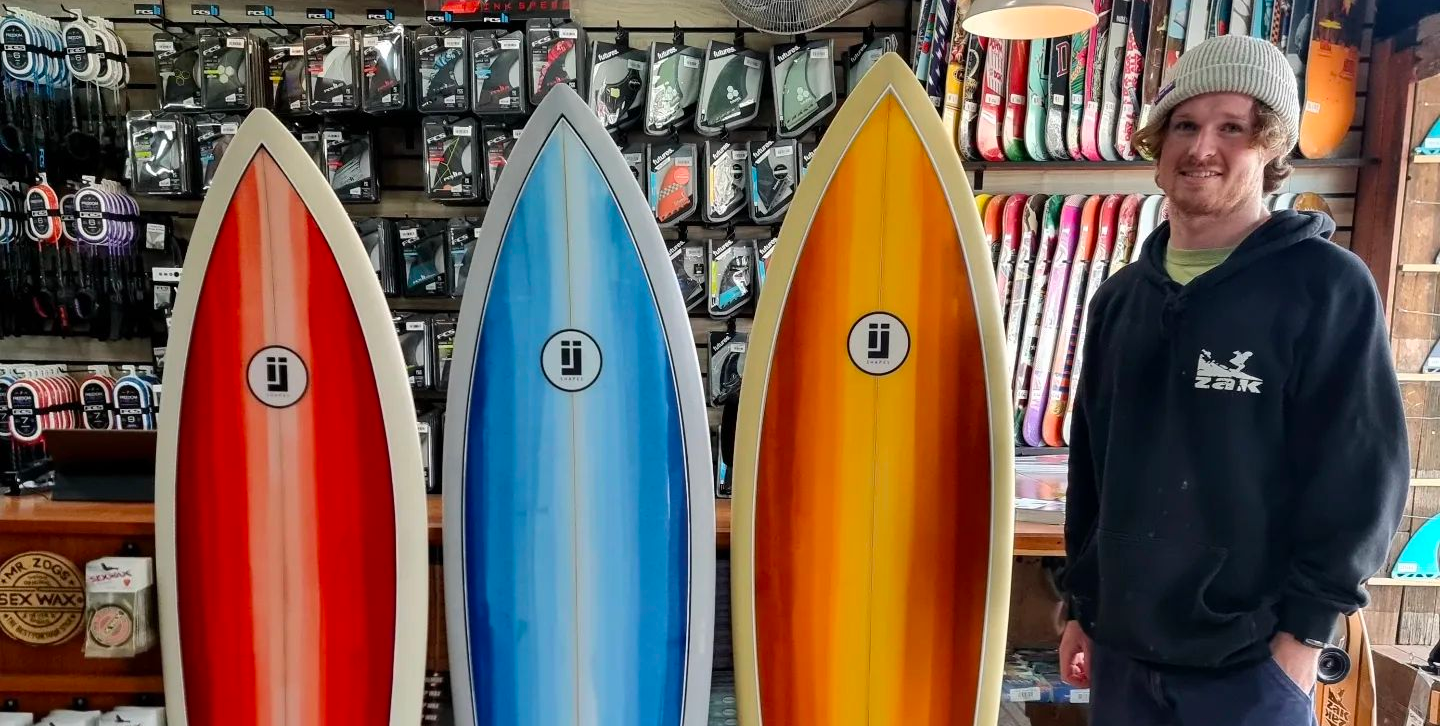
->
[731,52,1013,726]
[1230,0,1252,35]
[1042,194,1100,447]
[1003,39,1032,161]
[1046,36,1073,159]
[442,85,715,726]
[958,33,987,160]
[1099,0,1132,161]
[1136,193,1164,261]
[1164,0,1192,88]
[1022,195,1085,446]
[940,8,969,142]
[1186,0,1210,50]
[997,194,1029,324]
[985,193,1010,265]
[1111,193,1145,275]
[1025,39,1051,161]
[1081,0,1113,161]
[1014,196,1065,427]
[1066,29,1090,160]
[1117,0,1151,159]
[1064,194,1121,442]
[978,37,1007,161]
[1208,0,1233,36]
[1293,191,1334,219]
[1298,0,1361,159]
[976,193,995,220]
[154,108,429,726]
[1314,612,1376,726]
[1006,195,1048,381]
[1252,0,1274,37]
[914,0,938,81]
[1285,0,1316,98]
[1270,0,1293,48]
[1140,0,1172,133]
[927,0,960,102]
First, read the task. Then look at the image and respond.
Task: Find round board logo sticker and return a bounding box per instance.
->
[87,604,135,648]
[848,311,910,376]
[247,346,309,408]
[0,551,85,645]
[542,329,602,392]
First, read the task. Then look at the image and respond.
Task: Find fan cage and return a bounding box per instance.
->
[720,0,885,35]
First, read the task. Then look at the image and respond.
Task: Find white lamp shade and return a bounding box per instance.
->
[961,0,1099,39]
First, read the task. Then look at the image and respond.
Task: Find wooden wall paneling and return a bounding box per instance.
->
[1398,585,1440,646]
[1416,431,1440,496]
[1366,584,1403,646]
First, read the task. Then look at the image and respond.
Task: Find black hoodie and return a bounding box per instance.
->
[1062,210,1410,671]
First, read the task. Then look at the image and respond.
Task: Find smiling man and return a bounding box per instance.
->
[1056,34,1410,725]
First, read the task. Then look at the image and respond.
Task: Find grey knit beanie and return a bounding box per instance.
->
[1148,34,1300,149]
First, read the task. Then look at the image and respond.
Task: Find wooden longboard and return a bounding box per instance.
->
[1003,39,1032,161]
[442,85,715,726]
[154,108,429,726]
[1045,36,1072,160]
[731,52,1013,726]
[1014,196,1064,426]
[1043,194,1101,447]
[978,37,1008,161]
[1293,191,1335,219]
[1298,0,1362,159]
[1314,612,1376,726]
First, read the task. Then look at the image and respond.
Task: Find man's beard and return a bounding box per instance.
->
[1162,164,1265,219]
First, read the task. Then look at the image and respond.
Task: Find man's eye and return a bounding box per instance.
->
[1173,121,1197,132]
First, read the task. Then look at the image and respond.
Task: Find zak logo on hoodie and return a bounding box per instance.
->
[1194,349,1263,394]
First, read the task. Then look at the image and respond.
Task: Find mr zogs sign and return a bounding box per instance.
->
[0,551,85,645]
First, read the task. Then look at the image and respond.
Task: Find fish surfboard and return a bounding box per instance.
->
[442,84,715,726]
[154,108,429,726]
[731,52,1013,726]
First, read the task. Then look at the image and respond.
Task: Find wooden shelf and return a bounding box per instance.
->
[1412,153,1440,164]
[1399,263,1440,272]
[1398,373,1440,382]
[0,495,1064,556]
[0,674,163,695]
[1369,577,1440,587]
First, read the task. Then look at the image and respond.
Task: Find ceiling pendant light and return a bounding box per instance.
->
[961,0,1098,40]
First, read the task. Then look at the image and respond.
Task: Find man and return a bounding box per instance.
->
[1059,34,1410,725]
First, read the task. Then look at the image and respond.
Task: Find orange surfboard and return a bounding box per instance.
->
[154,109,428,726]
[731,52,1013,726]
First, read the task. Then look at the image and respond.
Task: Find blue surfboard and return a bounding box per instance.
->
[442,84,715,726]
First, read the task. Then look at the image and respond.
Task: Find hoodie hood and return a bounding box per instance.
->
[1139,209,1336,293]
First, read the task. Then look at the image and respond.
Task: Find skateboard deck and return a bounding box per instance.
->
[731,52,1013,726]
[442,86,715,726]
[997,194,1029,322]
[1285,0,1316,99]
[927,0,960,102]
[1186,0,1210,50]
[1003,39,1032,161]
[985,193,1010,265]
[1252,0,1274,37]
[1099,0,1133,161]
[1081,0,1113,161]
[940,6,970,142]
[1022,195,1085,446]
[1117,0,1151,159]
[1164,0,1192,87]
[1293,191,1334,220]
[1298,0,1361,159]
[1064,194,1121,442]
[1230,0,1252,35]
[978,37,1007,161]
[1006,195,1048,381]
[1110,193,1145,275]
[1140,0,1172,133]
[1025,39,1051,161]
[1208,0,1232,36]
[1066,29,1090,159]
[1270,0,1293,48]
[1135,193,1164,262]
[914,0,938,81]
[1314,612,1376,726]
[1015,195,1066,429]
[958,32,987,160]
[1046,36,1073,159]
[1042,194,1100,447]
[154,108,429,726]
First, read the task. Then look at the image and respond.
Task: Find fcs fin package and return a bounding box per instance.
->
[361,22,409,113]
[472,29,527,116]
[423,115,480,203]
[303,26,361,112]
[526,18,583,106]
[417,25,470,114]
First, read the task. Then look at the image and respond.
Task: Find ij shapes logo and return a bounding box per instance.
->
[848,311,910,376]
[246,345,309,408]
[542,329,602,392]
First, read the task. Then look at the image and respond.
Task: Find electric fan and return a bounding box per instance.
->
[720,0,883,34]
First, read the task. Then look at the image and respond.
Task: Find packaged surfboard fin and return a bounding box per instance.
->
[649,141,698,226]
[1393,514,1440,580]
[621,141,647,192]
[589,35,647,132]
[198,27,253,111]
[353,216,396,295]
[447,216,482,296]
[704,139,749,223]
[361,22,409,113]
[645,39,704,135]
[154,33,202,111]
[471,29,527,115]
[695,39,763,136]
[424,116,480,203]
[1425,339,1440,374]
[265,35,309,114]
[324,126,377,202]
[393,312,434,389]
[432,316,456,392]
[289,121,325,172]
[526,18,584,106]
[304,26,361,112]
[194,114,241,192]
[772,38,837,138]
[668,233,706,310]
[417,25,469,114]
[749,139,800,223]
[484,124,522,199]
[754,235,778,299]
[708,329,748,405]
[397,218,448,296]
[801,141,819,177]
[416,408,441,492]
[1419,116,1440,157]
[708,238,753,318]
[126,111,196,196]
[846,33,900,92]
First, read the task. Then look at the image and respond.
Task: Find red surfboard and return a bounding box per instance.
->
[154,109,429,726]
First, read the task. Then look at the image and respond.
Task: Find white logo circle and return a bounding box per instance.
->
[541,329,602,392]
[246,346,309,408]
[847,312,910,376]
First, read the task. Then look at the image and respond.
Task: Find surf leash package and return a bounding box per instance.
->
[304,26,361,113]
[708,237,754,318]
[154,32,202,111]
[708,329,748,406]
[424,116,480,203]
[526,18,583,106]
[771,38,837,138]
[417,25,470,114]
[696,40,763,136]
[447,216,482,296]
[589,37,646,132]
[79,373,117,430]
[361,22,409,113]
[114,373,158,431]
[397,217,448,296]
[198,27,253,111]
[63,9,127,90]
[265,35,308,115]
[471,29,527,116]
[484,124,521,199]
[194,114,241,192]
[324,126,377,202]
[649,141,698,226]
[704,139,749,223]
[393,311,434,390]
[846,33,901,92]
[126,111,196,196]
[749,138,800,223]
[645,39,704,135]
[431,314,457,393]
[353,216,397,295]
[669,234,706,311]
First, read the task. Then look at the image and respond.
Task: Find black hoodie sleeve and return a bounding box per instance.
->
[1279,252,1409,645]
